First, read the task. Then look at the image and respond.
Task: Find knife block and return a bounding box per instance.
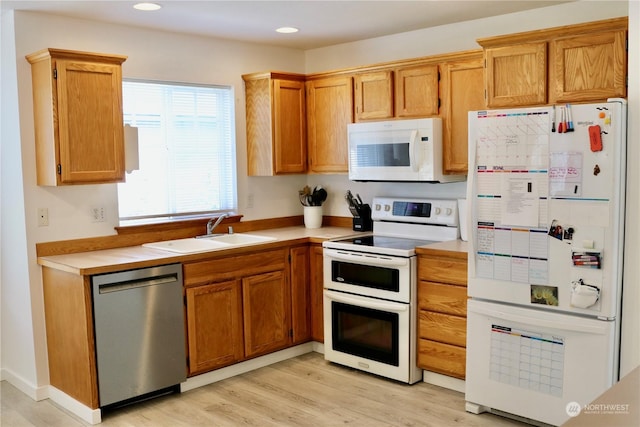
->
[352,204,373,232]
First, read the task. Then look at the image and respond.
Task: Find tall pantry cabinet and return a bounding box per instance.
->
[26,48,127,185]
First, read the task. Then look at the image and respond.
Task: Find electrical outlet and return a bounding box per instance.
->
[91,206,106,222]
[246,193,254,209]
[37,208,49,227]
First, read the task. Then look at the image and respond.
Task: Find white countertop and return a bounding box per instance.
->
[37,226,357,276]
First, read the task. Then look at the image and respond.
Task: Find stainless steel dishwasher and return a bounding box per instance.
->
[92,263,186,407]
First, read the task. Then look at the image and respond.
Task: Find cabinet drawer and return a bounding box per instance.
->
[419,310,466,347]
[418,256,467,286]
[184,248,286,286]
[418,339,466,379]
[418,281,467,316]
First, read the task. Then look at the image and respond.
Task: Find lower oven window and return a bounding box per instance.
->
[331,301,399,366]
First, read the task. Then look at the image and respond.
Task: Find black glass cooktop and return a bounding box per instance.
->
[334,235,436,251]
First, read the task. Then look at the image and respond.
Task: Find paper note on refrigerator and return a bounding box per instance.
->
[500,174,539,227]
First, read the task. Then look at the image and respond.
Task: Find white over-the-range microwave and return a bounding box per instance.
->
[348,118,465,182]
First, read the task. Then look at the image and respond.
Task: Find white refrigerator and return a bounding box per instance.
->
[464,100,627,426]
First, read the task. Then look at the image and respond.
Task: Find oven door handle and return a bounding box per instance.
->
[325,250,408,267]
[324,290,408,313]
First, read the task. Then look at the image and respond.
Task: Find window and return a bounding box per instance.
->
[118,80,236,222]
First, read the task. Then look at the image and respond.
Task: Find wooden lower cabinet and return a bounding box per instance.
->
[243,270,291,358]
[184,245,315,376]
[185,279,244,374]
[418,339,467,379]
[417,248,468,379]
[41,267,99,408]
[290,245,312,344]
[309,244,325,342]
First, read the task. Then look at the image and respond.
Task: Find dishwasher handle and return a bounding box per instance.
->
[98,274,179,294]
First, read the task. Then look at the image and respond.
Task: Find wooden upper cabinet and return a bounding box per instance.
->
[479,17,628,108]
[549,29,627,103]
[484,42,547,108]
[243,72,307,175]
[440,54,484,174]
[395,64,439,117]
[306,75,353,173]
[26,48,127,186]
[354,70,393,121]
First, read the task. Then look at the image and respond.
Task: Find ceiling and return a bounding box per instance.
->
[4,0,573,50]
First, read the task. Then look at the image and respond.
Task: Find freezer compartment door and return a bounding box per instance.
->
[465,299,617,426]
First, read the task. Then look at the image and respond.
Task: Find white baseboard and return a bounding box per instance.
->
[181,342,315,392]
[422,370,466,393]
[0,367,48,401]
[48,386,102,425]
[312,341,324,354]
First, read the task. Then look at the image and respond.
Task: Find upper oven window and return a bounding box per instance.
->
[331,260,400,292]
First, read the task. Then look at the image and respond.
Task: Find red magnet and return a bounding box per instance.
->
[589,125,603,152]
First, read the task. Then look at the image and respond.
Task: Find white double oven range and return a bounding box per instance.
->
[322,197,459,384]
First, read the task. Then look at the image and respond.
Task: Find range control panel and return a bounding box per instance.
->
[371,197,458,226]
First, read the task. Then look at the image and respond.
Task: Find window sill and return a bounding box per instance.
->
[115,213,243,235]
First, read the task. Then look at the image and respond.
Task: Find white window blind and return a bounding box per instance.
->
[118,80,236,221]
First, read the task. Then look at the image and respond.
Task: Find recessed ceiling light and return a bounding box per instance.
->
[133,2,162,11]
[276,27,299,34]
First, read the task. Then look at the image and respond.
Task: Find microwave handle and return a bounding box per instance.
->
[409,130,420,171]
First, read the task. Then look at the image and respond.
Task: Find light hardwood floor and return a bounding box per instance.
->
[1,352,530,426]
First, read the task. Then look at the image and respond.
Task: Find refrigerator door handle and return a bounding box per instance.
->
[469,300,609,335]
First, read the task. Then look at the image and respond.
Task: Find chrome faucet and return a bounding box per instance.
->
[206,213,229,235]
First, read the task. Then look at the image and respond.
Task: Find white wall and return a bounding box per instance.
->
[1,9,44,399]
[621,0,640,377]
[1,0,636,402]
[304,0,630,220]
[2,9,308,396]
[304,1,639,378]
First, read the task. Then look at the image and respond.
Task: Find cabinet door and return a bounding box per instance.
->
[306,76,353,173]
[550,30,627,103]
[440,57,484,174]
[418,281,467,316]
[354,70,393,121]
[485,43,547,107]
[309,244,325,342]
[185,280,244,375]
[56,59,125,183]
[418,339,466,379]
[290,245,311,344]
[273,79,307,173]
[418,255,468,286]
[242,270,291,358]
[395,64,439,117]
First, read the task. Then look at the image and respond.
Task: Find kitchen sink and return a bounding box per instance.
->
[202,233,277,245]
[143,238,231,254]
[142,233,276,254]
